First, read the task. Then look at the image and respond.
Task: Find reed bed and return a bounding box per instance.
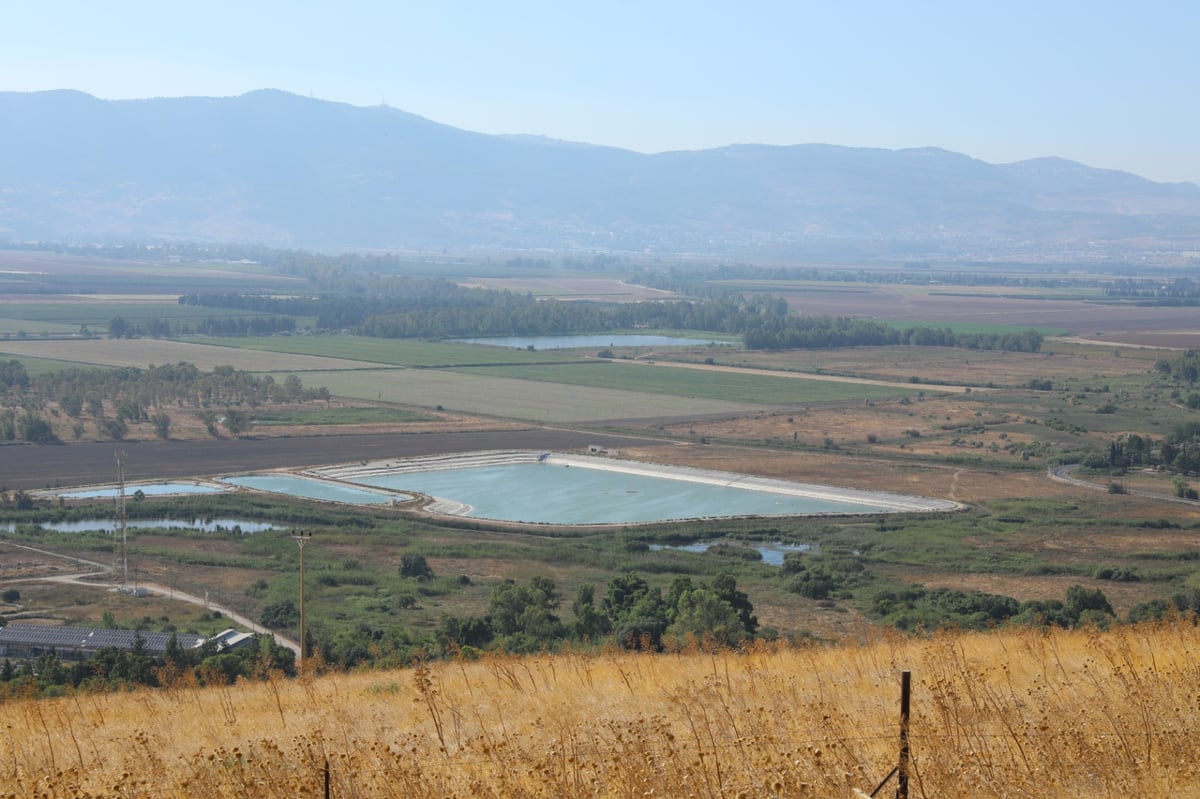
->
[1,621,1198,798]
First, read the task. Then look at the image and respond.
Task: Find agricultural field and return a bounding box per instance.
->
[721,281,1200,349]
[1,251,1199,664]
[460,275,677,300]
[0,248,304,295]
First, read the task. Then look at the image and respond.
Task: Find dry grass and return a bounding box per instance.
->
[2,622,1198,797]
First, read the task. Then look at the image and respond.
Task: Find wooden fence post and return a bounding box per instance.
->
[853,669,911,799]
[897,670,910,799]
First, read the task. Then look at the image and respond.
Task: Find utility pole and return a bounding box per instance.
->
[115,450,128,589]
[290,530,312,674]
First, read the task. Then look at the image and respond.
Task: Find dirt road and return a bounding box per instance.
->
[0,540,300,654]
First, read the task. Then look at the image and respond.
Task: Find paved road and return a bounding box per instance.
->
[0,428,666,490]
[1048,464,1200,507]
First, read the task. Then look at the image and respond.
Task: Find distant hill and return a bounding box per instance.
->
[2,89,1199,259]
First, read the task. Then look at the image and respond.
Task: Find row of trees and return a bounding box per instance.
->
[183,282,755,338]
[0,633,294,698]
[433,571,759,656]
[0,361,328,443]
[1155,350,1200,384]
[741,315,1044,352]
[1088,427,1200,477]
[872,584,1118,631]
[30,362,327,413]
[181,281,1044,354]
[109,315,297,338]
[257,570,762,669]
[872,584,1200,631]
[1105,277,1200,300]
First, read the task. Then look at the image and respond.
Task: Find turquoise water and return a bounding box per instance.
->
[354,462,891,525]
[457,334,731,349]
[222,474,404,505]
[58,483,226,499]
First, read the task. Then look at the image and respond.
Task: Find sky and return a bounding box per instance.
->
[4,1,1198,185]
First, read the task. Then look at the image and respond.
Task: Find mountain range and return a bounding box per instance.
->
[2,89,1199,260]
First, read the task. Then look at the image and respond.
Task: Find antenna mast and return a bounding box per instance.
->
[115,450,128,589]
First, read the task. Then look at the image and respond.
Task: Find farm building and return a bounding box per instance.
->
[0,623,255,662]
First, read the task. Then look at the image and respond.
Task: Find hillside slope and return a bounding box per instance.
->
[3,621,1197,797]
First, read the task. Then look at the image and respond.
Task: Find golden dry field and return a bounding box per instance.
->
[2,622,1198,798]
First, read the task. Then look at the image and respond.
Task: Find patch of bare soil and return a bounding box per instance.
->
[706,345,1153,387]
[617,440,1066,505]
[0,543,82,580]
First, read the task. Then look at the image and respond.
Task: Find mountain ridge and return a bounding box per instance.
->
[2,89,1198,258]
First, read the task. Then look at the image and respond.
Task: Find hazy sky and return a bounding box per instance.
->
[4,1,1197,185]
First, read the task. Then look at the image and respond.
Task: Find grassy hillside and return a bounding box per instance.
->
[0,622,1196,797]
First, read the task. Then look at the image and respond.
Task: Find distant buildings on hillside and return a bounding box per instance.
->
[0,623,255,662]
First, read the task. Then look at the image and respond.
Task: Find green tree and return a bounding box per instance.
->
[487,577,563,641]
[59,393,84,417]
[99,416,128,440]
[199,410,219,437]
[604,573,669,650]
[222,409,252,437]
[151,412,172,439]
[570,583,611,640]
[17,411,56,443]
[667,588,748,647]
[107,317,129,339]
[283,374,303,401]
[1064,584,1114,625]
[437,614,494,650]
[399,553,434,580]
[711,573,758,635]
[261,600,299,629]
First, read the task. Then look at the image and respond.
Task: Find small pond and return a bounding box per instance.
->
[650,541,813,566]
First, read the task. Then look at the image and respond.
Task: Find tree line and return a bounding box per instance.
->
[0,630,294,699]
[740,314,1044,352]
[0,359,328,444]
[258,567,761,669]
[179,281,1044,353]
[1087,426,1200,480]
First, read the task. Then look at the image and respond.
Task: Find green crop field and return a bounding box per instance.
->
[459,361,925,404]
[196,335,580,367]
[297,367,760,422]
[0,302,284,333]
[250,407,437,425]
[0,336,386,373]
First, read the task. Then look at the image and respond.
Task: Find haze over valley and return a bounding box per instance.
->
[3,89,1199,263]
